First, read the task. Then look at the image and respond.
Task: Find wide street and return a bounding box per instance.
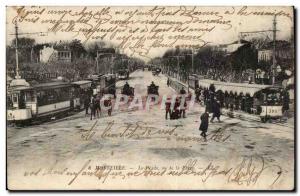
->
[7,69,294,190]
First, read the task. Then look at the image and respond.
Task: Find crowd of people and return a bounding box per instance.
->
[82,78,291,141]
[194,84,290,116]
[83,90,112,120]
[165,87,187,120]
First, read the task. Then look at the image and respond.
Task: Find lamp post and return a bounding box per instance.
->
[186,48,197,92]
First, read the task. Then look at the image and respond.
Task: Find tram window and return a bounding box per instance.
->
[7,96,13,109]
[12,94,18,103]
[25,91,35,102]
[37,90,49,106]
[19,91,26,109]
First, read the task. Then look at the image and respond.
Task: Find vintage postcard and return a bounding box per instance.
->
[6,6,295,190]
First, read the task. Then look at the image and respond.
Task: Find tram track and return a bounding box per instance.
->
[221,109,294,129]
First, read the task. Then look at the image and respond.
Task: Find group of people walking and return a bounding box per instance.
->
[83,92,112,120]
[165,87,187,120]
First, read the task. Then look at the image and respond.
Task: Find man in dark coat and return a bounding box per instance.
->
[104,97,113,116]
[124,82,130,91]
[84,94,90,116]
[180,87,186,95]
[199,110,209,141]
[282,90,290,117]
[210,100,221,123]
[90,96,96,120]
[195,87,201,102]
[179,96,187,118]
[171,98,180,119]
[150,81,156,89]
[203,89,209,103]
[165,98,172,119]
[95,95,101,118]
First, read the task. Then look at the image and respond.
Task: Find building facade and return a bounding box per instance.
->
[39,43,72,63]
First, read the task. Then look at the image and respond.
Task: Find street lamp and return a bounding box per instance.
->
[186,48,198,92]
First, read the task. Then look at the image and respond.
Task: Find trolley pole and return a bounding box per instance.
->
[192,47,194,74]
[95,55,99,74]
[15,21,20,79]
[169,55,184,80]
[272,15,277,86]
[185,48,196,92]
[111,54,115,74]
[239,16,278,86]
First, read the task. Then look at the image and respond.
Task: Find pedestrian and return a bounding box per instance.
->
[165,98,172,120]
[84,94,90,116]
[195,87,200,102]
[282,90,290,118]
[179,96,187,118]
[167,78,170,87]
[174,97,181,119]
[104,97,112,116]
[209,84,216,94]
[203,89,209,103]
[180,87,186,95]
[171,98,180,119]
[95,95,101,118]
[210,100,221,123]
[90,96,96,120]
[199,109,209,141]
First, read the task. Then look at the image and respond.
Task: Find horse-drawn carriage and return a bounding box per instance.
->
[147,82,159,96]
[152,67,161,76]
[121,83,134,97]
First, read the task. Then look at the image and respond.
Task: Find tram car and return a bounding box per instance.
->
[100,74,116,98]
[188,74,205,90]
[168,78,192,100]
[197,79,284,122]
[86,74,103,95]
[117,69,129,80]
[7,81,75,124]
[152,67,161,76]
[71,80,93,110]
[259,87,283,123]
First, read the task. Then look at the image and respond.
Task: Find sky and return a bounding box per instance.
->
[6,6,294,61]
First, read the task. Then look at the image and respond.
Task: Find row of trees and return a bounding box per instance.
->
[159,39,291,84]
[160,42,257,83]
[7,38,145,82]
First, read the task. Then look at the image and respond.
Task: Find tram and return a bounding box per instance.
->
[85,74,102,95]
[152,67,161,76]
[195,79,284,122]
[188,74,204,90]
[100,74,116,97]
[85,74,116,96]
[117,69,129,80]
[168,78,192,100]
[71,80,93,110]
[7,81,75,124]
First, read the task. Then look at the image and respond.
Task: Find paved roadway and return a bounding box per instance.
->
[7,69,294,190]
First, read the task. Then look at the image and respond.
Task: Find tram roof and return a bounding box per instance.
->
[101,74,116,79]
[198,79,277,96]
[7,86,33,92]
[32,81,72,90]
[72,80,92,85]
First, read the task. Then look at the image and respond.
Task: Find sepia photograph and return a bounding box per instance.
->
[5,5,295,191]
